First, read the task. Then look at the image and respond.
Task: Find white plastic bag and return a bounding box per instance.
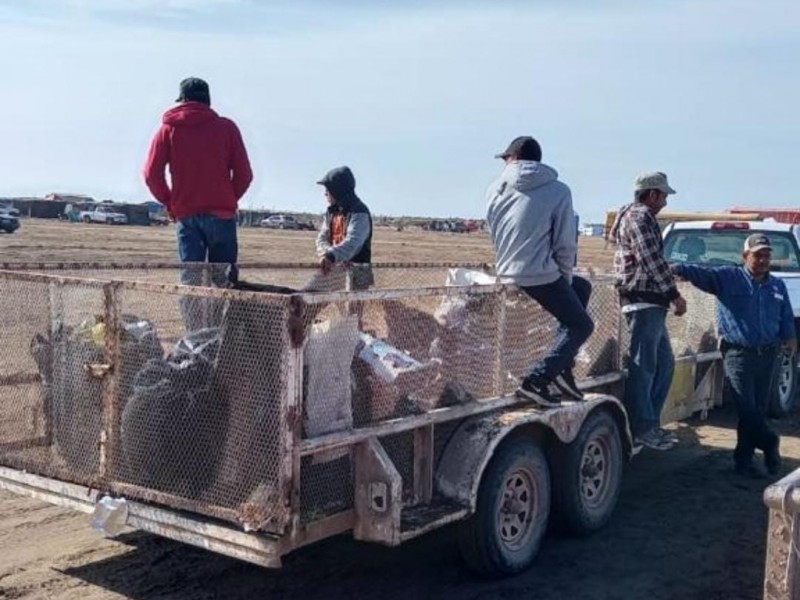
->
[303,316,360,438]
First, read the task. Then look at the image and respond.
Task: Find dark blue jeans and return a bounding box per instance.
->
[521,276,595,383]
[176,215,238,330]
[722,345,780,468]
[624,307,675,438]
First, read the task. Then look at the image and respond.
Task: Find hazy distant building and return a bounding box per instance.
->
[45,193,95,204]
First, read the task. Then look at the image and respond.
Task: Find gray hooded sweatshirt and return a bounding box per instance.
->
[486,161,576,287]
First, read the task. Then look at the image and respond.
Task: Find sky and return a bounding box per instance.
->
[0,0,798,222]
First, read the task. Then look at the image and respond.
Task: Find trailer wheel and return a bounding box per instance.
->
[769,352,797,418]
[553,409,623,535]
[457,436,550,577]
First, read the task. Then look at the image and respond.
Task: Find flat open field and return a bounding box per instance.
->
[0,219,796,600]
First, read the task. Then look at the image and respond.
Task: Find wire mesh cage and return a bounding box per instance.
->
[0,262,721,533]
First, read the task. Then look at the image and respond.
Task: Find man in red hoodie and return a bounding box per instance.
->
[143,77,252,288]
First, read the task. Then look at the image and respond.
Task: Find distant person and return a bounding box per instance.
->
[143,77,253,288]
[486,136,594,408]
[315,166,373,289]
[612,172,686,451]
[672,234,796,477]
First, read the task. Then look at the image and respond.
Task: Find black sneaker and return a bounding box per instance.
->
[516,377,561,408]
[553,370,584,401]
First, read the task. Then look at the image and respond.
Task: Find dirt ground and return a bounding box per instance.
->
[0,219,795,600]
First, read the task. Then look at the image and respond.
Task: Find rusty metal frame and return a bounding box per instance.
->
[0,466,283,569]
[0,264,727,568]
[99,282,122,483]
[763,470,800,599]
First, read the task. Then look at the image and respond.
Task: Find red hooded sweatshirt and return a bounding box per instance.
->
[143,102,253,221]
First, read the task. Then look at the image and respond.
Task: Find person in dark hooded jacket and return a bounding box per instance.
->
[143,77,252,284]
[315,166,373,288]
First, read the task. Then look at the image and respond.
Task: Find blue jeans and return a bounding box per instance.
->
[521,276,595,382]
[624,307,675,437]
[722,345,780,468]
[176,215,238,330]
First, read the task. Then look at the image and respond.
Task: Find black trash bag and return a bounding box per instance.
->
[120,328,224,498]
[29,317,163,476]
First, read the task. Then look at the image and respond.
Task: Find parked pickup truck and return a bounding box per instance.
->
[79,205,128,225]
[663,220,800,416]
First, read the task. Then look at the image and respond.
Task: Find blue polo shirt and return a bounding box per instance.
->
[672,265,795,348]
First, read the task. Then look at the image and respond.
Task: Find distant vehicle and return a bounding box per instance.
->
[150,214,170,226]
[0,204,21,218]
[663,220,800,417]
[260,215,301,230]
[79,205,128,225]
[464,220,482,233]
[424,219,468,233]
[0,207,20,233]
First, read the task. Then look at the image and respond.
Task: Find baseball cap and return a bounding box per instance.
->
[634,172,676,195]
[494,136,542,161]
[176,77,210,104]
[743,233,772,253]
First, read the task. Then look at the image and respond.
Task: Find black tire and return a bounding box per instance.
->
[457,436,550,577]
[83,216,91,223]
[553,409,623,535]
[106,218,114,225]
[769,353,798,418]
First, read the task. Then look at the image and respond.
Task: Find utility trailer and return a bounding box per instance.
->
[0,262,723,576]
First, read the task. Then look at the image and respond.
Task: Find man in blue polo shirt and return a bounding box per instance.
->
[671,233,797,477]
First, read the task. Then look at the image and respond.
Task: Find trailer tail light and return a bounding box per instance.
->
[711,222,750,230]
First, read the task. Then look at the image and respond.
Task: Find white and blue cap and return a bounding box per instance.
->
[743,233,771,253]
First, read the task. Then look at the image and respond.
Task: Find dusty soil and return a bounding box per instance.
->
[0,219,793,600]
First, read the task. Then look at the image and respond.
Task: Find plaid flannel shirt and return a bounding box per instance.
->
[612,203,679,303]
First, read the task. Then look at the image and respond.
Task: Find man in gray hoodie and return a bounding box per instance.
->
[486,136,594,408]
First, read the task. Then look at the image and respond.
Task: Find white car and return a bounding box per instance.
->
[663,220,800,416]
[260,214,300,230]
[79,205,128,225]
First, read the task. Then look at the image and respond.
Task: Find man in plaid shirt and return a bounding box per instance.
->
[612,172,687,451]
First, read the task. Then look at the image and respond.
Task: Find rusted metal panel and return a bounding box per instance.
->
[412,425,434,506]
[290,510,356,551]
[353,438,402,546]
[99,282,122,482]
[299,373,627,457]
[399,507,470,543]
[435,394,632,511]
[763,470,800,599]
[0,466,284,569]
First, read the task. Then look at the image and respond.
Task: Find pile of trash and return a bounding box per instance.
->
[30,315,163,475]
[120,327,225,498]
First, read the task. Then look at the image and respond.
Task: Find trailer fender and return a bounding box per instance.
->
[435,393,632,511]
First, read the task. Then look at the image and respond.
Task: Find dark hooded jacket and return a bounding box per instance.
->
[315,166,372,264]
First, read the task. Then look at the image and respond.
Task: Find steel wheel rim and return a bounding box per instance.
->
[580,435,610,509]
[497,467,537,550]
[778,355,793,410]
